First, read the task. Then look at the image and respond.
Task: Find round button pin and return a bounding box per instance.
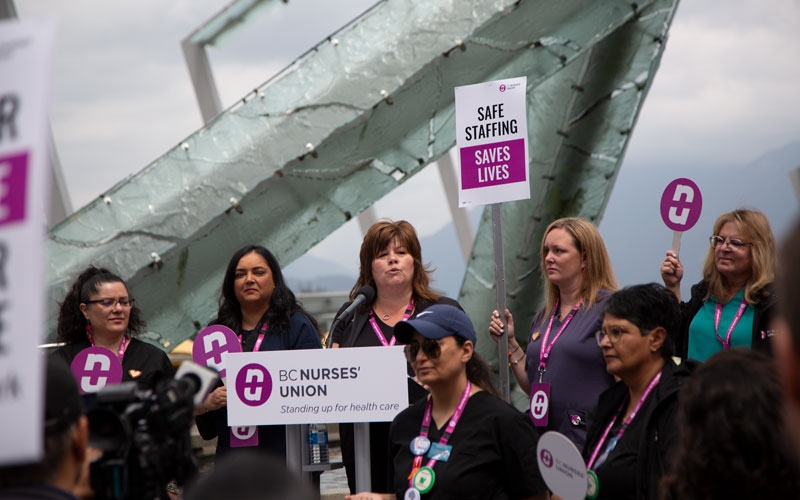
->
[586,469,599,499]
[412,466,436,494]
[410,435,431,456]
[404,487,422,500]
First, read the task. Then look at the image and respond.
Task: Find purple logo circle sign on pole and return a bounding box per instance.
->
[660,178,702,232]
[70,347,123,394]
[235,363,273,407]
[193,325,241,379]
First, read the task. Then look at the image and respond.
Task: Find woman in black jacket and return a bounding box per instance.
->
[581,283,689,500]
[660,209,777,360]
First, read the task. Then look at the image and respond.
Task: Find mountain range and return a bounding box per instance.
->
[285,140,800,301]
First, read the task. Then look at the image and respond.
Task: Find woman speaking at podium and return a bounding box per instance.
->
[330,220,460,494]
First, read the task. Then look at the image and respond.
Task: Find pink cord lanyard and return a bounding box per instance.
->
[587,370,662,470]
[537,299,583,382]
[239,322,267,352]
[714,298,748,351]
[87,333,128,360]
[368,298,415,346]
[408,380,472,486]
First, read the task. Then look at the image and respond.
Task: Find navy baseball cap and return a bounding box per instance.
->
[394,304,477,345]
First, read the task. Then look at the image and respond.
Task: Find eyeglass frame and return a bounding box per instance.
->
[84,297,135,308]
[709,235,752,251]
[403,338,443,363]
[594,326,650,346]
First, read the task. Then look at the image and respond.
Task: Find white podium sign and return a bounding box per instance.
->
[226,346,409,425]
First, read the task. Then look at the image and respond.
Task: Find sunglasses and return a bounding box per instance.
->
[403,338,442,363]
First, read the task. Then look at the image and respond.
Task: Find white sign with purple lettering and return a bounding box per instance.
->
[0,19,56,466]
[537,431,590,500]
[226,346,408,425]
[454,77,530,207]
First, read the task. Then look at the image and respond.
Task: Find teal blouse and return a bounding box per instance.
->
[687,287,753,361]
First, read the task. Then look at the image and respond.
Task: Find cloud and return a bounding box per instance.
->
[624,0,800,169]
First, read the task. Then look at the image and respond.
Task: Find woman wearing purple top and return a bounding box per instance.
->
[489,217,618,449]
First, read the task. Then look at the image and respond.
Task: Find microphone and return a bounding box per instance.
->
[326,285,375,348]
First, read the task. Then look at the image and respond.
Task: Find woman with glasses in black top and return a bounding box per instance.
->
[52,266,174,390]
[660,209,778,361]
[579,284,692,500]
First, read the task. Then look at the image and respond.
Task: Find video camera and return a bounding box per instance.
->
[86,361,218,500]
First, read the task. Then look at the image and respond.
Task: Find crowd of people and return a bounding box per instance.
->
[4,210,800,500]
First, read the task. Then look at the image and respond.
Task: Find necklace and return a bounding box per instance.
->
[376,298,415,322]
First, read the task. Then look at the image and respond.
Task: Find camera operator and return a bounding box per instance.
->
[0,358,88,500]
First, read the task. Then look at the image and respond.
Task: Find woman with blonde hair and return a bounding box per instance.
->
[489,217,618,449]
[660,208,777,360]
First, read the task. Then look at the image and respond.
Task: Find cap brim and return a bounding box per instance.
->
[394,317,452,345]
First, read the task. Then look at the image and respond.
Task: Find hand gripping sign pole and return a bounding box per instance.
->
[455,77,529,402]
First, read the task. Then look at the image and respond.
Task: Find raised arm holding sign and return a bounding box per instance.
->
[660,209,779,361]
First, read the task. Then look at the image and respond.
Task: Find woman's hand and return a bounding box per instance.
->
[345,493,394,500]
[660,250,683,297]
[489,309,518,347]
[203,385,227,412]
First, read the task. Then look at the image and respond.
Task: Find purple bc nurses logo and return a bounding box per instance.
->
[660,178,702,232]
[540,449,554,468]
[235,363,273,407]
[70,347,123,394]
[0,152,29,227]
[499,84,507,92]
[193,325,241,378]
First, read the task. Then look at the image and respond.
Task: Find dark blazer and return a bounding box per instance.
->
[583,359,697,500]
[331,296,461,348]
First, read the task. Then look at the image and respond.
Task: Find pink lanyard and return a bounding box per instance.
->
[409,380,472,485]
[537,299,583,381]
[87,333,128,361]
[239,322,267,352]
[368,298,415,346]
[714,298,748,351]
[587,370,662,470]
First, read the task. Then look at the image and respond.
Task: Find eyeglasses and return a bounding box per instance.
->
[709,235,751,251]
[85,297,134,308]
[595,326,644,346]
[403,338,442,363]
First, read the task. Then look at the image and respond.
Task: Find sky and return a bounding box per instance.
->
[13,0,800,284]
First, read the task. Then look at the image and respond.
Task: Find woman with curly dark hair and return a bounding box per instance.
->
[661,349,800,499]
[51,266,173,389]
[195,245,322,459]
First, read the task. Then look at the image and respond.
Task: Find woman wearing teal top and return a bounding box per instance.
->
[659,209,777,361]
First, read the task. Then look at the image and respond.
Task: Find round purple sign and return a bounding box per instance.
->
[193,325,242,378]
[235,363,272,407]
[660,178,702,232]
[70,347,123,394]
